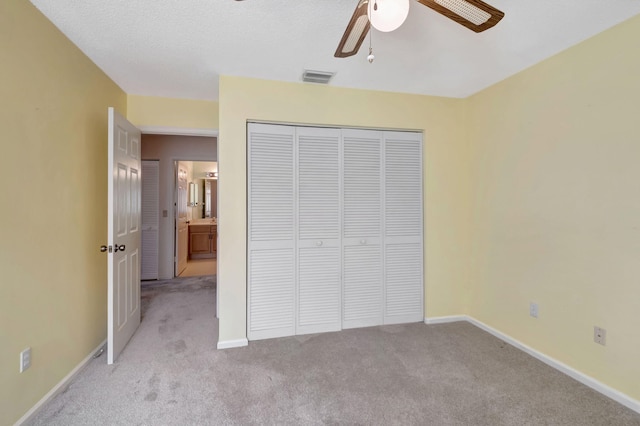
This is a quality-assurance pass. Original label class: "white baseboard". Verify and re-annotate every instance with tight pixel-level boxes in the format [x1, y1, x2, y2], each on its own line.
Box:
[15, 339, 107, 426]
[217, 338, 248, 350]
[464, 316, 640, 415]
[424, 315, 467, 325]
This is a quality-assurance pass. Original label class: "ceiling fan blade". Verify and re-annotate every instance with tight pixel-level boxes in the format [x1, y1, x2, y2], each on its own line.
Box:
[416, 0, 504, 33]
[335, 0, 370, 58]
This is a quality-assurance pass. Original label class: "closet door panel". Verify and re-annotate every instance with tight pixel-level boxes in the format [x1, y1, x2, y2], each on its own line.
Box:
[342, 129, 383, 328]
[296, 127, 342, 334]
[343, 244, 382, 328]
[342, 129, 382, 242]
[383, 131, 424, 324]
[248, 123, 296, 340]
[385, 243, 422, 324]
[297, 128, 341, 241]
[249, 248, 295, 339]
[297, 246, 341, 334]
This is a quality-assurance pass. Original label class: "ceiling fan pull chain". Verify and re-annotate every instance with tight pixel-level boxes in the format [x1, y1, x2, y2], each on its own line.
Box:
[367, 28, 375, 64]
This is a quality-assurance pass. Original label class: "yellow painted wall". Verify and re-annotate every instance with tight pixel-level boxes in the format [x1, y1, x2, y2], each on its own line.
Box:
[127, 95, 219, 130]
[217, 76, 472, 343]
[0, 1, 127, 424]
[6, 0, 639, 421]
[467, 14, 640, 401]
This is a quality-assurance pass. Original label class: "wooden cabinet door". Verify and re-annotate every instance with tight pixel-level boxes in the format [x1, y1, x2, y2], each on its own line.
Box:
[190, 231, 212, 254]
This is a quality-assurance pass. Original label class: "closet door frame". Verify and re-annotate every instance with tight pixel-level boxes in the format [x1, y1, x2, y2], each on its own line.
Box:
[247, 122, 424, 341]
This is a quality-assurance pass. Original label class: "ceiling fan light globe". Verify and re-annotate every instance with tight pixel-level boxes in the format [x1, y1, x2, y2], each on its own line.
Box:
[367, 0, 410, 32]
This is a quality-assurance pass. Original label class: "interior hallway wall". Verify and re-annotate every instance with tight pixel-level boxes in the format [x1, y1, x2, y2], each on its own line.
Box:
[0, 1, 127, 424]
[141, 135, 217, 279]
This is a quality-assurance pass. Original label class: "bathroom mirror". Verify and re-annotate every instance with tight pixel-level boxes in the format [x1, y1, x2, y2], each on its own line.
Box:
[204, 180, 212, 218]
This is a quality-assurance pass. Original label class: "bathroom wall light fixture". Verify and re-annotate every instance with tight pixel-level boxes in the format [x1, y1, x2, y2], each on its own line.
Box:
[367, 0, 410, 32]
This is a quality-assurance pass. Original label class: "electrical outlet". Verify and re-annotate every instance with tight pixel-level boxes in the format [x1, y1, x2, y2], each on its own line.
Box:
[20, 347, 31, 373]
[529, 302, 539, 318]
[594, 326, 606, 346]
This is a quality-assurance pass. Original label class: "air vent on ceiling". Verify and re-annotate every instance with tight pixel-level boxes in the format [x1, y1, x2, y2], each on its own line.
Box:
[302, 70, 335, 84]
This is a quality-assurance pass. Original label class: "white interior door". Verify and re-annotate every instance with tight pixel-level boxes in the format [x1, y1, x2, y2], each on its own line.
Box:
[108, 107, 142, 364]
[175, 163, 188, 276]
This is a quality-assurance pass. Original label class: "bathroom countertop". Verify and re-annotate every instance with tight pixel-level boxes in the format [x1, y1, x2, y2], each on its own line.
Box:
[189, 219, 217, 225]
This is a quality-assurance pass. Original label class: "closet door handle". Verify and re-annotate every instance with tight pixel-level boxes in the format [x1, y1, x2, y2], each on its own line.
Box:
[360, 239, 367, 245]
[316, 241, 323, 247]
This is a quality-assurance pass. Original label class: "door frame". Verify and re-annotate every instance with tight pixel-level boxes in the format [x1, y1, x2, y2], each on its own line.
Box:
[141, 126, 219, 317]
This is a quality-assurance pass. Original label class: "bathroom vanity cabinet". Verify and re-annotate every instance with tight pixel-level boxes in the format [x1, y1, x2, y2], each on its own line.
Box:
[188, 224, 217, 259]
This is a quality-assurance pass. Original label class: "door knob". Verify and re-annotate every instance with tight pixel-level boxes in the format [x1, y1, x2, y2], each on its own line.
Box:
[100, 245, 110, 253]
[316, 241, 323, 246]
[114, 244, 126, 252]
[360, 239, 367, 245]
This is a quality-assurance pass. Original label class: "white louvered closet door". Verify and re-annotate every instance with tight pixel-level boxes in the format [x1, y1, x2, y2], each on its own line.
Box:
[248, 124, 296, 340]
[383, 131, 424, 324]
[141, 160, 159, 280]
[342, 129, 383, 329]
[296, 127, 342, 335]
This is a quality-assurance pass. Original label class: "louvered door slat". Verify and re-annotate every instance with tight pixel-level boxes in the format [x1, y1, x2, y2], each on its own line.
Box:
[385, 135, 423, 238]
[297, 129, 340, 240]
[248, 124, 296, 340]
[296, 127, 342, 334]
[343, 130, 381, 239]
[249, 129, 295, 242]
[383, 131, 423, 324]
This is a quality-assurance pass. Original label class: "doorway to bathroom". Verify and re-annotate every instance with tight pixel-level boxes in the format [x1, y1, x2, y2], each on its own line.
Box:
[175, 160, 218, 278]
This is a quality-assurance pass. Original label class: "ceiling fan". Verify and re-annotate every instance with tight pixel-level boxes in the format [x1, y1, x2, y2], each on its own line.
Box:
[335, 0, 505, 58]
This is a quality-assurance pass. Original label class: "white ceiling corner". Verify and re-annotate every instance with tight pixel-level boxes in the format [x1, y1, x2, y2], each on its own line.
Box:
[29, 0, 640, 101]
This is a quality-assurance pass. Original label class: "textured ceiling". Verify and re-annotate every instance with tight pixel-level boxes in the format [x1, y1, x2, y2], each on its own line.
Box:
[30, 0, 640, 101]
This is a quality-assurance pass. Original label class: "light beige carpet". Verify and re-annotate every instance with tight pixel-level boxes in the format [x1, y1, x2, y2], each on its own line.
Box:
[26, 276, 640, 425]
[179, 258, 216, 277]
